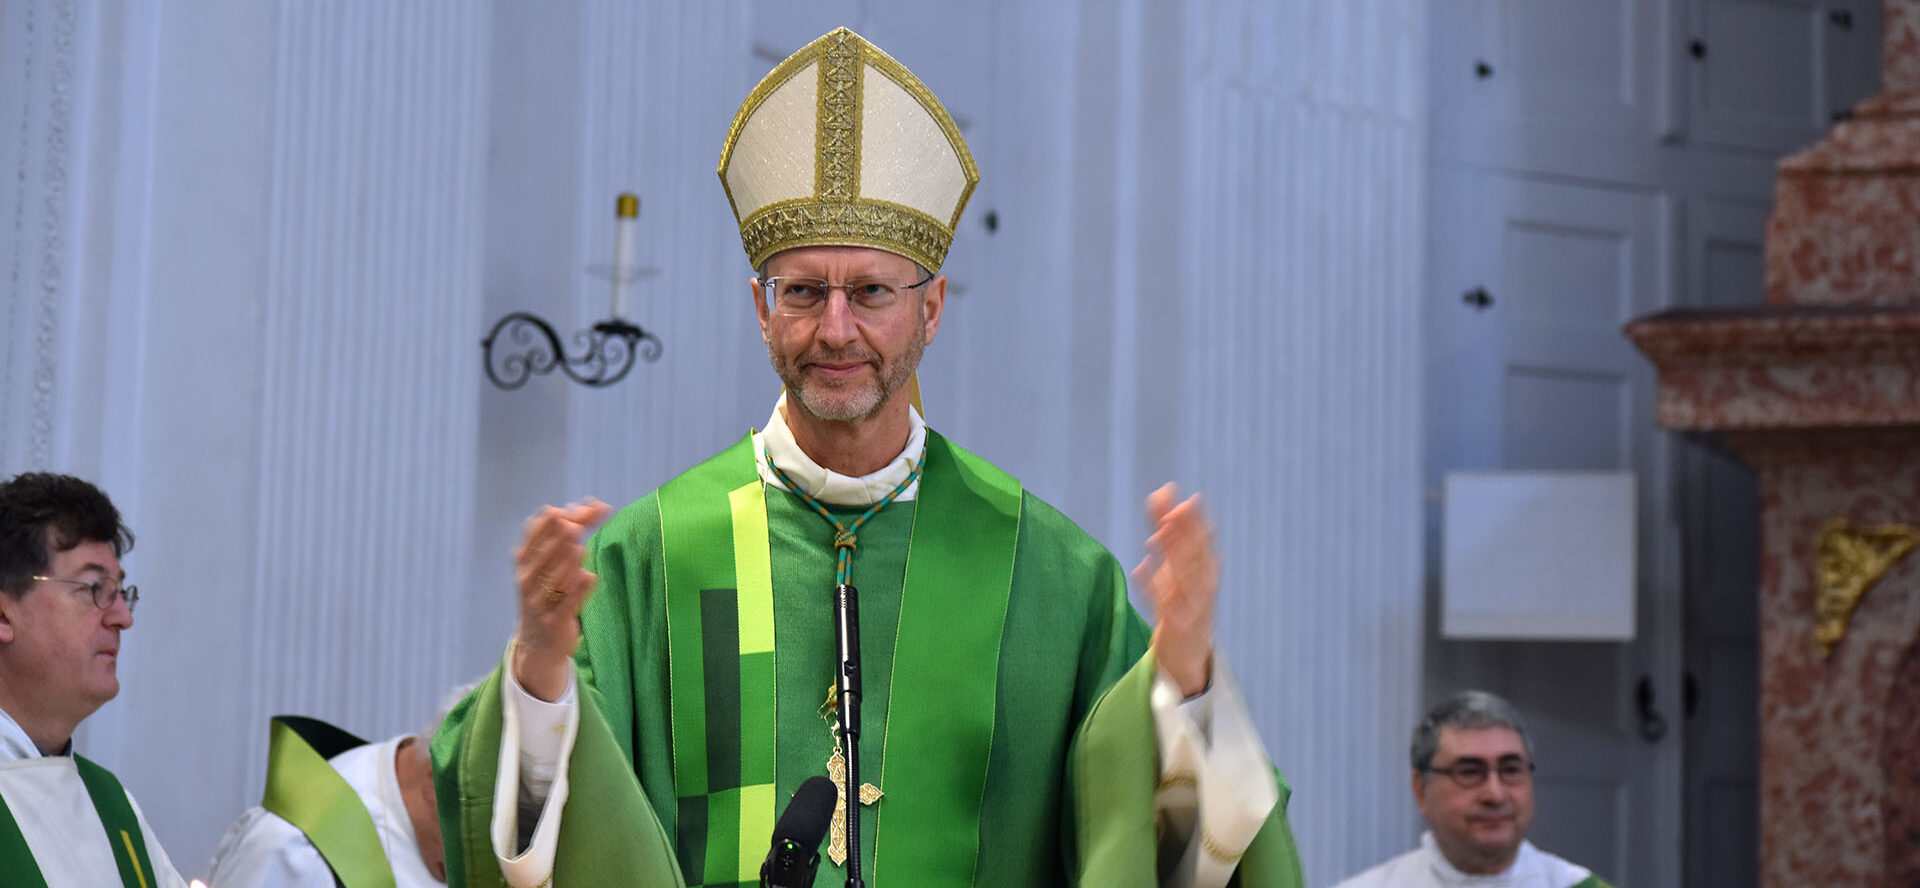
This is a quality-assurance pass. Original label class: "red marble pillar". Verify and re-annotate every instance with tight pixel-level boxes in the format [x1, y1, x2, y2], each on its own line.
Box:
[1765, 2, 1920, 307]
[1627, 309, 1920, 887]
[1627, 314, 1920, 888]
[1629, 6, 1920, 886]
[1758, 24, 1920, 885]
[1752, 443, 1920, 887]
[1887, 634, 1920, 886]
[1890, 0, 1920, 92]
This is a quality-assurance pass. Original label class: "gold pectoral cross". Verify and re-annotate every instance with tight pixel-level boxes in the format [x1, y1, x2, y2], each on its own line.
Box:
[821, 683, 882, 866]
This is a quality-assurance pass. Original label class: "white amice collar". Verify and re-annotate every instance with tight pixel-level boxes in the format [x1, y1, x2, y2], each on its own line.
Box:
[755, 393, 926, 506]
[379, 736, 420, 860]
[0, 705, 48, 761]
[1423, 831, 1519, 887]
[1420, 831, 1587, 888]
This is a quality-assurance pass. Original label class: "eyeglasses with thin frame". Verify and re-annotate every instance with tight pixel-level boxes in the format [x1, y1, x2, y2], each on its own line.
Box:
[1423, 755, 1534, 789]
[31, 575, 139, 613]
[759, 270, 936, 320]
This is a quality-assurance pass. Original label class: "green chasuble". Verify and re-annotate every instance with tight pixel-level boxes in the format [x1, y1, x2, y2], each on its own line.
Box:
[435, 431, 1304, 887]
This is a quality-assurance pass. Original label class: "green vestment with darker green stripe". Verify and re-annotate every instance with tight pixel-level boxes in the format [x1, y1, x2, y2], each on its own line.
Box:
[435, 430, 1304, 887]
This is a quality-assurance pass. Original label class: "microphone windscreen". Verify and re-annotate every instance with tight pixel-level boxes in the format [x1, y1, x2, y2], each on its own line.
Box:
[774, 776, 838, 850]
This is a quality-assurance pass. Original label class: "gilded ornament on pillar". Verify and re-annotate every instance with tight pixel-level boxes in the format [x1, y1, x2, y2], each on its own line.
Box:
[1812, 518, 1920, 659]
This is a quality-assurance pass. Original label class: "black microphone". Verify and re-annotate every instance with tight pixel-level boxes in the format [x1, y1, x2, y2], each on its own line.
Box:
[762, 776, 836, 888]
[834, 583, 861, 741]
[833, 582, 865, 887]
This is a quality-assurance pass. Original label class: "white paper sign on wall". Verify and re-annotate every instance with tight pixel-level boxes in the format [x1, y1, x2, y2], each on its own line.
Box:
[1442, 470, 1636, 641]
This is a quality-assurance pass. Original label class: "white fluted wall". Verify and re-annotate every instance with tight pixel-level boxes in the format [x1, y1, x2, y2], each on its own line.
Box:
[464, 2, 761, 675]
[246, 1, 489, 756]
[566, 2, 764, 504]
[0, 0, 79, 473]
[0, 0, 494, 871]
[1166, 3, 1428, 882]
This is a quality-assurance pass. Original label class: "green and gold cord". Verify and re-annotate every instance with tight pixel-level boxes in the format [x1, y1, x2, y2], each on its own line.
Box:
[765, 452, 924, 587]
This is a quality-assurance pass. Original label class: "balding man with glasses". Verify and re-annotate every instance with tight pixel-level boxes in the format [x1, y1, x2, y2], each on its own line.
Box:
[0, 472, 189, 887]
[1333, 690, 1611, 888]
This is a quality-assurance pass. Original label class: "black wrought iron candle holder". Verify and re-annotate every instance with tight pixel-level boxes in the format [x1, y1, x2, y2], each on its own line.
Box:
[481, 313, 661, 390]
[481, 192, 662, 390]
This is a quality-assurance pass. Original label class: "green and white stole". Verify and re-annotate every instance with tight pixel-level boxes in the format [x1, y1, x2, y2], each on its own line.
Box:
[657, 430, 1020, 887]
[0, 754, 159, 888]
[260, 716, 396, 888]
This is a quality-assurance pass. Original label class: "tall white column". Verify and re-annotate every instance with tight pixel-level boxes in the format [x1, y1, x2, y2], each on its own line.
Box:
[1154, 2, 1429, 881]
[243, 0, 490, 758]
[565, 1, 764, 504]
[76, 1, 493, 870]
[0, 0, 84, 473]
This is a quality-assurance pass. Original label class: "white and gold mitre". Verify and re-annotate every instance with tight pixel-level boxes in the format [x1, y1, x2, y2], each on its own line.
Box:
[718, 27, 979, 272]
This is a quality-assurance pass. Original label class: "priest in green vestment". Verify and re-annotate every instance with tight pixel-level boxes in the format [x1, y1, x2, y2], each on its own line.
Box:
[434, 26, 1305, 888]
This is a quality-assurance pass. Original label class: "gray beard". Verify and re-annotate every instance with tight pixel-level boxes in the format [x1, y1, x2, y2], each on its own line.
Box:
[770, 317, 926, 423]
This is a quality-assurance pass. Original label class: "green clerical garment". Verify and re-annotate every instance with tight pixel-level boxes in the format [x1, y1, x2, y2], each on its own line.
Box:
[435, 431, 1304, 887]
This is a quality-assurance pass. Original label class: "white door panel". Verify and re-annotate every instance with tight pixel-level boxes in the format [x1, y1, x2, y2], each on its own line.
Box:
[1690, 199, 1771, 308]
[1503, 368, 1631, 470]
[1532, 778, 1631, 880]
[1433, 0, 1670, 170]
[1493, 177, 1665, 472]
[1826, 1, 1882, 117]
[1507, 328, 1640, 372]
[1695, 0, 1822, 138]
[1428, 167, 1504, 474]
[1427, 170, 1671, 886]
[1685, 0, 1880, 152]
[1680, 196, 1768, 887]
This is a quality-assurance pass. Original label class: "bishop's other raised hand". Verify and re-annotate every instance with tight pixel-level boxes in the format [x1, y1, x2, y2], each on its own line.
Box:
[1136, 483, 1217, 698]
[511, 498, 611, 702]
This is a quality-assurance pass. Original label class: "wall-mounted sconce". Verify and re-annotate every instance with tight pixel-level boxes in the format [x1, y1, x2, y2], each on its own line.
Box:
[482, 193, 663, 389]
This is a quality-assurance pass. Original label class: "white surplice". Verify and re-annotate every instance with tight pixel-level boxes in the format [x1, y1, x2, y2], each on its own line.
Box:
[0, 706, 188, 888]
[1332, 832, 1596, 888]
[206, 734, 442, 888]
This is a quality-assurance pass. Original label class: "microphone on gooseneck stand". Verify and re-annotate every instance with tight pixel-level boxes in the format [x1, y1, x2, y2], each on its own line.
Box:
[833, 582, 865, 888]
[762, 776, 837, 888]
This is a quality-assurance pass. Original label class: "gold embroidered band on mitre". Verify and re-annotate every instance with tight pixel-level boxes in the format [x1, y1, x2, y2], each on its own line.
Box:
[737, 198, 957, 276]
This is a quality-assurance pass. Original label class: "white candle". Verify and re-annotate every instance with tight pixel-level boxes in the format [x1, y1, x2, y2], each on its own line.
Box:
[611, 193, 639, 319]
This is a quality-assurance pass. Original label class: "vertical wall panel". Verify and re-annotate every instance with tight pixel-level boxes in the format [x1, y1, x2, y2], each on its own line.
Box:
[0, 0, 78, 473]
[568, 2, 759, 505]
[1168, 2, 1427, 883]
[1, 0, 494, 872]
[245, 0, 489, 832]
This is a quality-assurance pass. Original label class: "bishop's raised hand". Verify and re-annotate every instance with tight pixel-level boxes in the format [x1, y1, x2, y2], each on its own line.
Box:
[511, 498, 611, 702]
[1136, 483, 1217, 698]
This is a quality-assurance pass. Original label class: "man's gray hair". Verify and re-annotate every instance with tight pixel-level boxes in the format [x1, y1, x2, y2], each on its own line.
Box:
[419, 677, 487, 746]
[1410, 689, 1534, 771]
